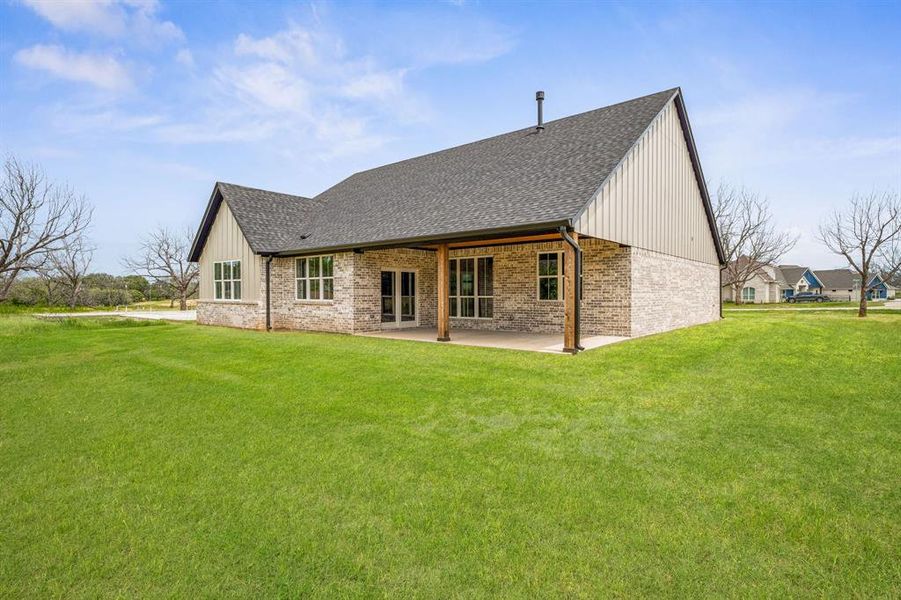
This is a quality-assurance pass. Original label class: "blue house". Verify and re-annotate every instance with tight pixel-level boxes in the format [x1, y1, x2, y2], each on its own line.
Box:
[777, 265, 823, 299]
[866, 275, 892, 300]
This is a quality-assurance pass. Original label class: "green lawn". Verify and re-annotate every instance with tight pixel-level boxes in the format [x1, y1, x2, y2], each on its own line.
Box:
[1, 311, 899, 597]
[725, 300, 885, 309]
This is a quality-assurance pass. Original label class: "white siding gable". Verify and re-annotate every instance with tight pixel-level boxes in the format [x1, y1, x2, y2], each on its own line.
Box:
[574, 98, 718, 265]
[198, 201, 260, 302]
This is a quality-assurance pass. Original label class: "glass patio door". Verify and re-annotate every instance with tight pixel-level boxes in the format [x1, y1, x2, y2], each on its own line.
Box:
[380, 270, 417, 328]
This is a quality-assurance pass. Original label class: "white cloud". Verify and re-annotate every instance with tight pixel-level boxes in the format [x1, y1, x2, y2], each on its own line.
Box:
[214, 63, 310, 113]
[175, 48, 194, 68]
[234, 28, 318, 65]
[14, 44, 132, 91]
[22, 0, 183, 45]
[341, 69, 407, 100]
[376, 13, 516, 67]
[171, 24, 424, 152]
[22, 0, 125, 36]
[19, 14, 508, 160]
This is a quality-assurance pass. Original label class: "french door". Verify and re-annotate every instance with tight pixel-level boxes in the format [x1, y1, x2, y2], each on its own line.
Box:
[381, 270, 417, 328]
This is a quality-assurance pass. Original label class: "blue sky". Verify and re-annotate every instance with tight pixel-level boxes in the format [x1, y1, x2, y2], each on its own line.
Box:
[2, 0, 899, 273]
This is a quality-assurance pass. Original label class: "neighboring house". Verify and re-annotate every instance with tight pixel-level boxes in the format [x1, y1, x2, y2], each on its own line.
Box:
[721, 260, 826, 303]
[777, 265, 823, 299]
[189, 88, 725, 352]
[721, 257, 787, 303]
[867, 274, 897, 300]
[814, 268, 897, 301]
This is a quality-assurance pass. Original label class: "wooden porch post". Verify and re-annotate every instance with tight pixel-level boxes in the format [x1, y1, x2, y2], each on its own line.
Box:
[437, 243, 450, 341]
[563, 231, 578, 353]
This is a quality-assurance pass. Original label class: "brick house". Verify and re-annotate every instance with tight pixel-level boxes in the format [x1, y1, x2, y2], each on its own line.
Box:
[189, 88, 725, 352]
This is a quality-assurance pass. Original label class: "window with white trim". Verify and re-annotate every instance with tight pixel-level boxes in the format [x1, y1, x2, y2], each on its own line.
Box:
[538, 252, 564, 300]
[213, 260, 241, 300]
[742, 287, 756, 302]
[449, 256, 493, 318]
[295, 255, 334, 300]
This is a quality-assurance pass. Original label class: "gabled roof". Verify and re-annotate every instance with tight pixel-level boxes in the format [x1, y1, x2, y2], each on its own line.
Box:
[813, 268, 861, 290]
[868, 274, 893, 289]
[189, 183, 314, 261]
[777, 265, 821, 289]
[727, 256, 778, 283]
[190, 88, 723, 262]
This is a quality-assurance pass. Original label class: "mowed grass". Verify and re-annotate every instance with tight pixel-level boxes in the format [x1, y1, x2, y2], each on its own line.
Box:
[724, 300, 886, 310]
[1, 311, 899, 597]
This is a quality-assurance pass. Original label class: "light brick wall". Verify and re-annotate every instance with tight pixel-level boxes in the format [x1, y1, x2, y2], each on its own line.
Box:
[448, 238, 631, 336]
[196, 240, 720, 339]
[352, 248, 437, 332]
[630, 247, 720, 337]
[268, 253, 357, 333]
[196, 254, 266, 329]
[197, 301, 265, 329]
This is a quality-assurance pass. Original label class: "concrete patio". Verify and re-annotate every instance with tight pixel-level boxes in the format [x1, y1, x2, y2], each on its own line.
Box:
[359, 327, 628, 354]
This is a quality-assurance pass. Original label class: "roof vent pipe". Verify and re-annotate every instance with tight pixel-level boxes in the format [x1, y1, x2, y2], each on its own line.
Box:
[536, 90, 545, 132]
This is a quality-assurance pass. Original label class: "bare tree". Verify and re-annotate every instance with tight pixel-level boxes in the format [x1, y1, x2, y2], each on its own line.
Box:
[0, 155, 92, 301]
[713, 182, 798, 303]
[122, 227, 198, 310]
[48, 234, 95, 309]
[819, 190, 901, 317]
[34, 259, 63, 306]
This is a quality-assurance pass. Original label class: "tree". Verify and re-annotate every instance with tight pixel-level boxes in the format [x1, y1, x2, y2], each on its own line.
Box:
[713, 182, 798, 303]
[0, 155, 92, 300]
[34, 261, 63, 305]
[48, 234, 95, 309]
[819, 190, 901, 317]
[122, 227, 198, 310]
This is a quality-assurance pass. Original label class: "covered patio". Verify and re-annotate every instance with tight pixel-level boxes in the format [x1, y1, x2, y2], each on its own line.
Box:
[359, 327, 628, 354]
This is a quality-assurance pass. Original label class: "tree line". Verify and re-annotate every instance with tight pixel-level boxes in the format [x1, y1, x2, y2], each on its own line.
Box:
[1, 155, 197, 310]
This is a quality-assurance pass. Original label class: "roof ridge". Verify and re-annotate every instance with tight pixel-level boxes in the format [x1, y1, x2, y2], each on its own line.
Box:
[218, 181, 312, 201]
[313, 87, 680, 200]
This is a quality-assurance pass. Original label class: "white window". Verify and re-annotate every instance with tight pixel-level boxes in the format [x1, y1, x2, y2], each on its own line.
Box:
[296, 255, 334, 300]
[742, 287, 756, 302]
[538, 252, 564, 300]
[449, 256, 493, 318]
[213, 260, 241, 300]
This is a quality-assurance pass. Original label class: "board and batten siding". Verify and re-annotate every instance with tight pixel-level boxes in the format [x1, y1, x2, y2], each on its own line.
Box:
[198, 201, 260, 302]
[574, 98, 718, 265]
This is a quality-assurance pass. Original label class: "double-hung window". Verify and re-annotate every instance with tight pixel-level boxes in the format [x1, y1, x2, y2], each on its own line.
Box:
[537, 252, 564, 300]
[449, 256, 493, 318]
[741, 287, 756, 302]
[213, 260, 241, 300]
[296, 255, 335, 300]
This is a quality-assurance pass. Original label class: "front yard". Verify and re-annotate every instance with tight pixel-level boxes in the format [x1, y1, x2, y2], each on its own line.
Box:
[725, 299, 886, 309]
[1, 310, 899, 597]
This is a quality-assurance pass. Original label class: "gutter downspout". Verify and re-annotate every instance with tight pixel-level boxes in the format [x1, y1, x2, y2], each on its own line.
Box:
[719, 267, 723, 319]
[559, 226, 584, 352]
[265, 255, 273, 331]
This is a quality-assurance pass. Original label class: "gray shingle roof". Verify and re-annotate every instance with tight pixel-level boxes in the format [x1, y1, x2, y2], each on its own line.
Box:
[217, 183, 315, 253]
[778, 266, 810, 288]
[191, 88, 714, 261]
[281, 88, 678, 252]
[814, 268, 861, 290]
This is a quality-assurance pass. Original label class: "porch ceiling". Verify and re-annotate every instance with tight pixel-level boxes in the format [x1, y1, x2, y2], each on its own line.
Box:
[357, 327, 628, 354]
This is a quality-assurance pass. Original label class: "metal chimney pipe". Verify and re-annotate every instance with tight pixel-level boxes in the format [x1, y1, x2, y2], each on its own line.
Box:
[536, 90, 545, 132]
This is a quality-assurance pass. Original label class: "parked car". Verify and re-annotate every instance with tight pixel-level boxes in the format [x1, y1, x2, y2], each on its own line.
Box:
[787, 292, 829, 303]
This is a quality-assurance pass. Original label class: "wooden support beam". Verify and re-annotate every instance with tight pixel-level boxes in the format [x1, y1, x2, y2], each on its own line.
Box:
[419, 232, 565, 251]
[437, 243, 450, 341]
[563, 231, 578, 353]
